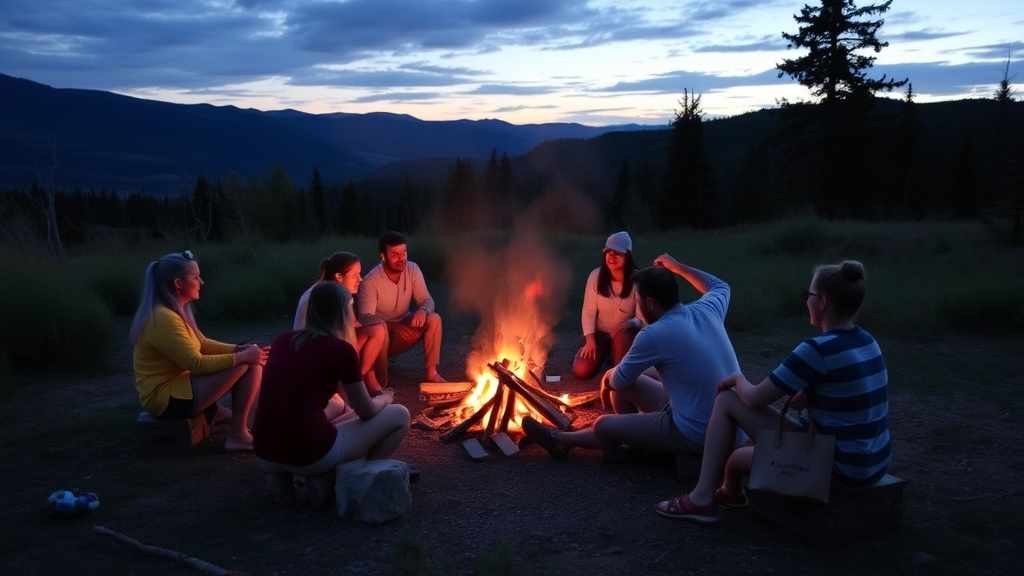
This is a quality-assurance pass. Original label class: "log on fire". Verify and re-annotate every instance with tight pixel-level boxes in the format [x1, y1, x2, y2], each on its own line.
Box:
[489, 362, 574, 431]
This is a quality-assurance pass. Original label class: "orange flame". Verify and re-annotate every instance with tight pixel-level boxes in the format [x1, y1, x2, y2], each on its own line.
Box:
[446, 232, 572, 431]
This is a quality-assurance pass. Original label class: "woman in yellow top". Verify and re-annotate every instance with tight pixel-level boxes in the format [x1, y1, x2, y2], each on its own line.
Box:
[130, 250, 266, 451]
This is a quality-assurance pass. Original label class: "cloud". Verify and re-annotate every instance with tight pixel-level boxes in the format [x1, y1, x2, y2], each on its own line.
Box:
[600, 68, 787, 94]
[886, 28, 970, 43]
[350, 91, 446, 103]
[470, 84, 556, 96]
[693, 35, 788, 53]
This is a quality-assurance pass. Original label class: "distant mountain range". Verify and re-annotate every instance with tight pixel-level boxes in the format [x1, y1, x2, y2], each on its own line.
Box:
[1, 72, 1013, 210]
[0, 73, 657, 195]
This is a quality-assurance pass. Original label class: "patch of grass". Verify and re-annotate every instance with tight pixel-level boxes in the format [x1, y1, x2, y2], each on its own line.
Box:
[2, 219, 1023, 376]
[384, 530, 443, 576]
[939, 287, 1024, 334]
[0, 256, 115, 374]
[472, 537, 551, 576]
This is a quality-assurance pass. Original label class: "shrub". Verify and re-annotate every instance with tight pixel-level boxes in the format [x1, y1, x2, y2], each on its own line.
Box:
[940, 288, 1024, 334]
[757, 220, 832, 256]
[90, 266, 142, 317]
[2, 271, 115, 374]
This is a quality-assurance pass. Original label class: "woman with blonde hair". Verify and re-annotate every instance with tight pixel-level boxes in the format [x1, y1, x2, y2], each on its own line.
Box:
[255, 282, 411, 507]
[130, 250, 266, 452]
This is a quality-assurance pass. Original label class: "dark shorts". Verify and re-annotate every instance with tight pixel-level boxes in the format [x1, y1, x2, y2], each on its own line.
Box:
[155, 396, 194, 420]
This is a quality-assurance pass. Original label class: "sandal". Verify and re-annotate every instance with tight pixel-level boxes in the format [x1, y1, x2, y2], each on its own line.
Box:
[713, 486, 748, 508]
[655, 493, 719, 524]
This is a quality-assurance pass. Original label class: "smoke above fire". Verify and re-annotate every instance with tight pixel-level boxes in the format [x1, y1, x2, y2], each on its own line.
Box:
[445, 225, 573, 381]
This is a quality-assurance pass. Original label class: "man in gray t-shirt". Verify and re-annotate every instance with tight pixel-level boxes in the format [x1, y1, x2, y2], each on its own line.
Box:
[522, 256, 741, 459]
[355, 231, 446, 383]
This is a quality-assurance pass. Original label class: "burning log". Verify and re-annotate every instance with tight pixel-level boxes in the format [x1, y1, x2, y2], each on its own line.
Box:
[489, 362, 573, 430]
[438, 359, 575, 446]
[439, 394, 499, 443]
[482, 381, 506, 441]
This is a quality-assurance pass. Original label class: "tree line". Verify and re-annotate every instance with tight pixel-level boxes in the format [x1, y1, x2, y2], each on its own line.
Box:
[1, 1, 1021, 251]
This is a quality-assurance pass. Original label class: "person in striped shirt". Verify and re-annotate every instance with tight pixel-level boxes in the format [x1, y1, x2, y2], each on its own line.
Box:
[655, 260, 890, 524]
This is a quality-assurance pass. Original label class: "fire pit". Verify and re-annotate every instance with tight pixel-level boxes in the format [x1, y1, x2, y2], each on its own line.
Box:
[438, 359, 575, 443]
[423, 230, 593, 457]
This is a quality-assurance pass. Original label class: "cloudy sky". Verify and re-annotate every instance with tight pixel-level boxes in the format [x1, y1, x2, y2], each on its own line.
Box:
[1, 0, 1020, 125]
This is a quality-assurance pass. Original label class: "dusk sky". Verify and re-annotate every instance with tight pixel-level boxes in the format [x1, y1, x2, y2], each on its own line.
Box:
[2, 0, 1020, 125]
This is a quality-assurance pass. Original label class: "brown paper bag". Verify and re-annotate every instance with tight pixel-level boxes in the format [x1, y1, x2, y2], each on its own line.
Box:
[748, 396, 836, 503]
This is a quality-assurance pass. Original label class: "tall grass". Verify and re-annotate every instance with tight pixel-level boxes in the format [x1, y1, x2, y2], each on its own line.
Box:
[1, 219, 1021, 377]
[0, 250, 115, 374]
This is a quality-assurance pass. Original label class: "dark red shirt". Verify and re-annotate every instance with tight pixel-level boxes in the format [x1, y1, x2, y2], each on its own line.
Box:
[253, 331, 361, 466]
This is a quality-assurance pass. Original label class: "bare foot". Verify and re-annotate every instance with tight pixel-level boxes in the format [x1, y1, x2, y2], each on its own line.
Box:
[427, 373, 447, 383]
[225, 432, 254, 452]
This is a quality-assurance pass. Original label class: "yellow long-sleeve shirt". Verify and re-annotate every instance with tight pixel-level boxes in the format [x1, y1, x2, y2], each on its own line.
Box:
[132, 305, 235, 416]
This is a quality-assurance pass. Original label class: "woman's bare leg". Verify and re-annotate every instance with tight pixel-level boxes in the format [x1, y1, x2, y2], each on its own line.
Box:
[688, 391, 778, 506]
[192, 364, 261, 441]
[336, 404, 411, 461]
[356, 323, 387, 394]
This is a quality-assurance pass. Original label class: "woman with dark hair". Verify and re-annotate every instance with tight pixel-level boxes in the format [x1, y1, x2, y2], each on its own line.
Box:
[572, 231, 643, 380]
[294, 251, 388, 397]
[654, 260, 891, 524]
[130, 250, 266, 452]
[255, 282, 410, 508]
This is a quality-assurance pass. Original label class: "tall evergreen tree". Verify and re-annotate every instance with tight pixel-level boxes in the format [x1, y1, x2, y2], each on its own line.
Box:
[775, 0, 907, 219]
[660, 90, 715, 229]
[309, 167, 328, 234]
[396, 174, 421, 233]
[607, 159, 631, 231]
[337, 179, 359, 235]
[777, 0, 907, 104]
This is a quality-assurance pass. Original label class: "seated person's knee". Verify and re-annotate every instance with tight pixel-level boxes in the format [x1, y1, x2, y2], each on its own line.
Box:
[592, 415, 620, 444]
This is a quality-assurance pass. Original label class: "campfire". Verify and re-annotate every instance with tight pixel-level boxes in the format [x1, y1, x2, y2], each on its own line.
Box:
[416, 232, 584, 455]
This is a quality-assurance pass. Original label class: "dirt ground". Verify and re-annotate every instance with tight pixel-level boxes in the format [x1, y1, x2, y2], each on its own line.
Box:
[2, 313, 1022, 575]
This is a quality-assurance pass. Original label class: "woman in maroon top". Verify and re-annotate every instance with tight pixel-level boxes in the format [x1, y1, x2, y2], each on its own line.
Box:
[253, 282, 410, 507]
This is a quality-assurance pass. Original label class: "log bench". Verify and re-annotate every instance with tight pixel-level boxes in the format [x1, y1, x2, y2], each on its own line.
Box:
[136, 411, 210, 456]
[748, 473, 908, 544]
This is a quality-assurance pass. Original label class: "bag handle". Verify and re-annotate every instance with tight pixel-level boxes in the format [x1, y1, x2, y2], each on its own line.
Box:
[773, 394, 818, 448]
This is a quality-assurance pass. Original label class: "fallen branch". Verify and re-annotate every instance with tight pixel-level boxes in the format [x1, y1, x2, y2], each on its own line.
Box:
[93, 525, 242, 576]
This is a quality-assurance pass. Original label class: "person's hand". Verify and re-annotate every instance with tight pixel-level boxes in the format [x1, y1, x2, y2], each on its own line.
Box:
[411, 309, 427, 328]
[716, 373, 744, 394]
[653, 253, 682, 271]
[236, 344, 266, 366]
[789, 390, 807, 411]
[578, 340, 597, 360]
[599, 369, 615, 410]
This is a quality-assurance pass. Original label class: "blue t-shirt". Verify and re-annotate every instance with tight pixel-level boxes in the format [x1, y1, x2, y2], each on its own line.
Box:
[769, 326, 891, 487]
[612, 273, 740, 447]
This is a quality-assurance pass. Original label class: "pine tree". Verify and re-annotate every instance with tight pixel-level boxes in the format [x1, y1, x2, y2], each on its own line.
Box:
[309, 167, 328, 234]
[777, 0, 907, 104]
[661, 90, 715, 229]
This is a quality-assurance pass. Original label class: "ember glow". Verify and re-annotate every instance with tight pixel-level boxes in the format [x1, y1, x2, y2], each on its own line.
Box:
[445, 232, 572, 430]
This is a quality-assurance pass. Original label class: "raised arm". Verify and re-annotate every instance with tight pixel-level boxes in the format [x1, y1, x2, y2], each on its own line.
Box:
[652, 253, 719, 295]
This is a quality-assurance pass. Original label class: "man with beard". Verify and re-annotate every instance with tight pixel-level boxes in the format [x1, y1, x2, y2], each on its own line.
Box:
[356, 231, 446, 383]
[522, 254, 742, 461]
